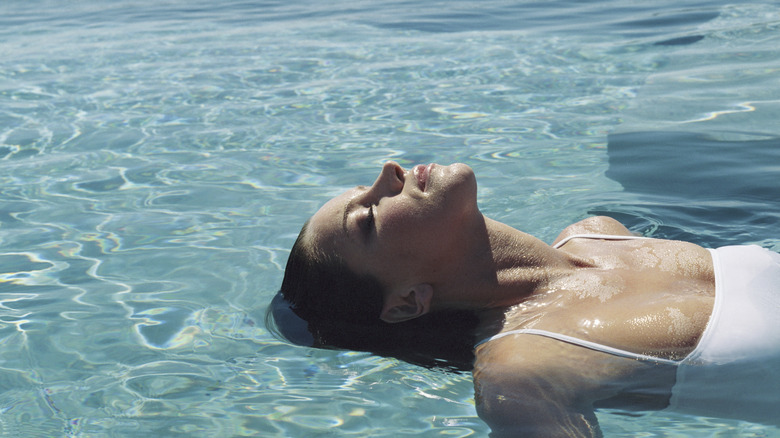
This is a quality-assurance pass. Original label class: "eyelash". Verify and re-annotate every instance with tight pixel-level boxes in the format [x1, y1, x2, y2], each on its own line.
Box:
[365, 205, 375, 232]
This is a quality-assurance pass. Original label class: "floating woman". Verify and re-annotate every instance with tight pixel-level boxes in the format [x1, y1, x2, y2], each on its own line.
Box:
[269, 161, 780, 437]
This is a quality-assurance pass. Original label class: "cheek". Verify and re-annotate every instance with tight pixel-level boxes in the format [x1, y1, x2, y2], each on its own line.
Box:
[379, 200, 426, 230]
[378, 192, 468, 249]
[383, 210, 454, 259]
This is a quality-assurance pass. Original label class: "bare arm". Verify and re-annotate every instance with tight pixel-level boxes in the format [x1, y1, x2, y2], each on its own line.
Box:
[475, 365, 602, 438]
[552, 216, 634, 247]
[471, 334, 641, 438]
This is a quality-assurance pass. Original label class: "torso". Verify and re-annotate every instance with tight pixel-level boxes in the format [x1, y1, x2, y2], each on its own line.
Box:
[474, 230, 716, 412]
[505, 236, 715, 360]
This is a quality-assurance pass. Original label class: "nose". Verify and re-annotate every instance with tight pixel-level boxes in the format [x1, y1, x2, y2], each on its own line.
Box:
[368, 161, 405, 199]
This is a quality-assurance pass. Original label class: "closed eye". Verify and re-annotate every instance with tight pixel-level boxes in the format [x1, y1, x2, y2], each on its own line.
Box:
[363, 204, 375, 234]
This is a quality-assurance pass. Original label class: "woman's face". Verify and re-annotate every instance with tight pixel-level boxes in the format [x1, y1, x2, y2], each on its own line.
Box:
[306, 161, 479, 290]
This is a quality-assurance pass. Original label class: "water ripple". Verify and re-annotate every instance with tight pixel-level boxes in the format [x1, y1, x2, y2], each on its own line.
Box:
[1, 0, 779, 436]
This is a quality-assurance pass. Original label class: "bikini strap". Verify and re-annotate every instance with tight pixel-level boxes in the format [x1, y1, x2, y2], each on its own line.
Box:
[552, 233, 650, 249]
[475, 328, 681, 366]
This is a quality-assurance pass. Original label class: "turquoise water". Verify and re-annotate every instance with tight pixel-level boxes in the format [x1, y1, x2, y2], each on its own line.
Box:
[2, 0, 780, 436]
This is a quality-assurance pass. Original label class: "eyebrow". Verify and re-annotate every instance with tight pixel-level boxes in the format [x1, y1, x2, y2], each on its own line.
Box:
[342, 197, 356, 236]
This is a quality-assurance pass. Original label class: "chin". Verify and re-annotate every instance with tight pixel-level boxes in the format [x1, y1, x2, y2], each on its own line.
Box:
[436, 163, 478, 209]
[441, 163, 475, 183]
[452, 163, 477, 191]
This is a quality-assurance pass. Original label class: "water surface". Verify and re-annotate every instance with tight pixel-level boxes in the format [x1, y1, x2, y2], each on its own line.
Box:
[1, 0, 780, 436]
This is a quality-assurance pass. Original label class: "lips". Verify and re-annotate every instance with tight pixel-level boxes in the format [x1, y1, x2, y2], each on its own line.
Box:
[413, 163, 434, 192]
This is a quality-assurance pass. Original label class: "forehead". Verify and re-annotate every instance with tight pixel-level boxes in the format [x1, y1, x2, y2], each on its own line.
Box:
[306, 187, 359, 250]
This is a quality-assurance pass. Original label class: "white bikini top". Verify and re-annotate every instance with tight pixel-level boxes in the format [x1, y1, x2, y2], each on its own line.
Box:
[476, 233, 682, 365]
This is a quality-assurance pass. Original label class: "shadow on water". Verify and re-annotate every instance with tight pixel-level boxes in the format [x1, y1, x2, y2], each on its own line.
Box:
[592, 131, 780, 248]
[366, 0, 717, 38]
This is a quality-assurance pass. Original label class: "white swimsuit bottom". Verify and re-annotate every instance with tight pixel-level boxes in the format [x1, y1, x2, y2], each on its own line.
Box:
[669, 245, 780, 425]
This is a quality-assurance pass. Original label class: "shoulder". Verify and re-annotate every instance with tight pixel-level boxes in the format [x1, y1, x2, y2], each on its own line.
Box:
[552, 216, 633, 247]
[473, 337, 611, 437]
[473, 334, 614, 395]
[472, 330, 652, 408]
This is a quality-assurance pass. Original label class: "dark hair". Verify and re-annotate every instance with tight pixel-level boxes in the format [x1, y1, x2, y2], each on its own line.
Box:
[269, 221, 479, 372]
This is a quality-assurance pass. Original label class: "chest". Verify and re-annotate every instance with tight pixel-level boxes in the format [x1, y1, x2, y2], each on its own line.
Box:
[507, 242, 716, 359]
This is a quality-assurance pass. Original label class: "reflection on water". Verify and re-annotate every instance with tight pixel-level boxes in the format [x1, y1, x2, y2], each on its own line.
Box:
[595, 131, 780, 249]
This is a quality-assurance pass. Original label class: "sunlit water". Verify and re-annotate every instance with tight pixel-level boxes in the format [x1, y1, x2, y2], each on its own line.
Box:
[1, 0, 779, 436]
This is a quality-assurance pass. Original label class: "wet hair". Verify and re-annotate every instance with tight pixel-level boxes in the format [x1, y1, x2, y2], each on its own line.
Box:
[268, 221, 479, 372]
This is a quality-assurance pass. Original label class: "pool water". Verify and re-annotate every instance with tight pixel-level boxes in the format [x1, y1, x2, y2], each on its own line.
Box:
[2, 0, 779, 436]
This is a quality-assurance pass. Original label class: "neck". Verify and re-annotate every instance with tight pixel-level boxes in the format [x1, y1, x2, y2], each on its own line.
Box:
[435, 216, 583, 312]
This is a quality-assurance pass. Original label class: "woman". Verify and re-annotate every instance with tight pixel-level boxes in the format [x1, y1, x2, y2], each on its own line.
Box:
[270, 161, 780, 437]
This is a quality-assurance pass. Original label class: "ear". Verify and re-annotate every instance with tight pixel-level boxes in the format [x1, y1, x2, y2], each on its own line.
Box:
[379, 284, 433, 323]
